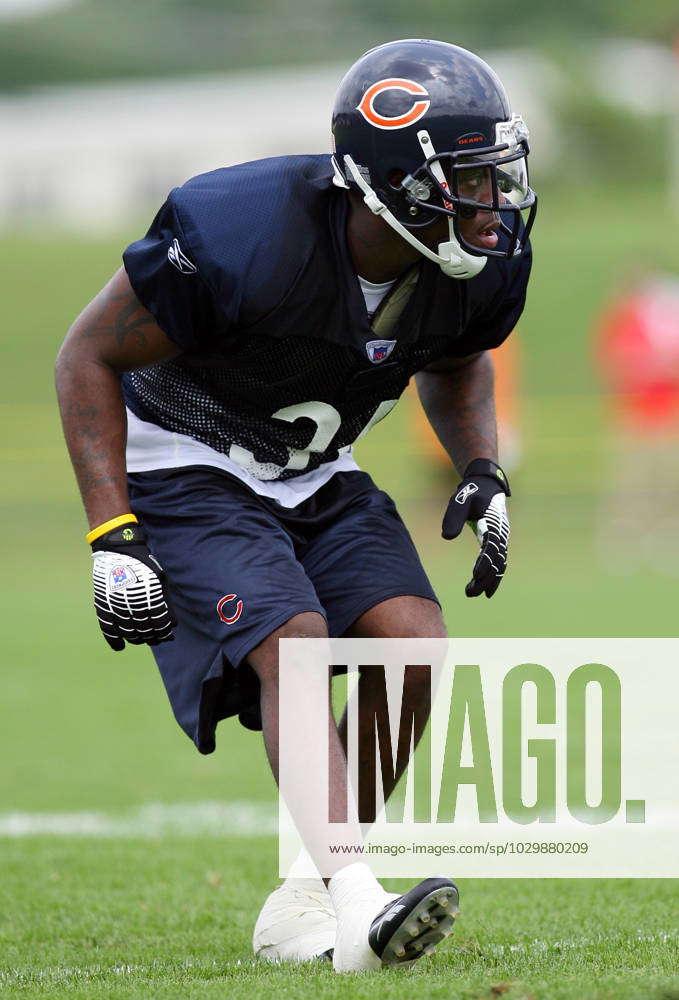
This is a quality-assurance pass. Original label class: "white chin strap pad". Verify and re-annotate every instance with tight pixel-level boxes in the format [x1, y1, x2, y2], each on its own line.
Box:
[438, 226, 487, 279]
[342, 154, 487, 280]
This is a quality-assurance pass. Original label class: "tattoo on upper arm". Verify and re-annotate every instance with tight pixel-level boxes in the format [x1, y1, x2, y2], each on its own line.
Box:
[81, 291, 155, 352]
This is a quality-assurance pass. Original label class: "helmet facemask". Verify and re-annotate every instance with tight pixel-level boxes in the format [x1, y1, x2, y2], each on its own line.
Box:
[400, 119, 537, 260]
[335, 113, 536, 280]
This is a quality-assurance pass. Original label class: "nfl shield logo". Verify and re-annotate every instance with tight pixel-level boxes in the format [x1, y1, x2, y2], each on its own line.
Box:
[366, 339, 397, 364]
[109, 563, 137, 590]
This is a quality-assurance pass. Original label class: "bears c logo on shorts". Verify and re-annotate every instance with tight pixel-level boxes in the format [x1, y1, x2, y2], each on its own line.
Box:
[217, 593, 244, 624]
[357, 78, 430, 130]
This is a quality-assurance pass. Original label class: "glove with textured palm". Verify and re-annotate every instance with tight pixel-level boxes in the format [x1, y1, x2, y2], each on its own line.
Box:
[89, 517, 176, 651]
[442, 459, 511, 599]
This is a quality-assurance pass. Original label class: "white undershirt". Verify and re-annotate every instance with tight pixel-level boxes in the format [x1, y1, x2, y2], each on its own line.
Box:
[125, 278, 395, 506]
[358, 275, 396, 318]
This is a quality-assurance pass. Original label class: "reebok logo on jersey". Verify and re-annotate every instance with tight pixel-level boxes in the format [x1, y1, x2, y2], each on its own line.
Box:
[168, 238, 198, 275]
[366, 339, 397, 364]
[455, 482, 479, 504]
[217, 593, 244, 625]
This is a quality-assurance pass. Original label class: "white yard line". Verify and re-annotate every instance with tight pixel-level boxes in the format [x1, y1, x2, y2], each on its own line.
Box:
[0, 801, 277, 837]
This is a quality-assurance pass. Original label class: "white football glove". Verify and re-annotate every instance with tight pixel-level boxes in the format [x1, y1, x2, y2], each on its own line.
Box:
[90, 522, 176, 651]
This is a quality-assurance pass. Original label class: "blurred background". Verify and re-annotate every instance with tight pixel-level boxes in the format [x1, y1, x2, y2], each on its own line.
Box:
[2, 0, 679, 824]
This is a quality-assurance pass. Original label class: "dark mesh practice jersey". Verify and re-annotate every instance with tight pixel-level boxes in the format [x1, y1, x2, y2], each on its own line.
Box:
[122, 155, 531, 482]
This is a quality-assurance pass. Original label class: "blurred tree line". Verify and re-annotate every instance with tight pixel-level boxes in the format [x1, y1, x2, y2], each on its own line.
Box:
[1, 0, 677, 91]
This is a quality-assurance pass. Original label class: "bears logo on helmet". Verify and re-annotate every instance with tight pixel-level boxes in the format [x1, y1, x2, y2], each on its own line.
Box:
[357, 78, 430, 130]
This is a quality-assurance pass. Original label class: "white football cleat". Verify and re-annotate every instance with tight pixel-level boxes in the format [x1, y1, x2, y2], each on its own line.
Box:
[331, 883, 392, 972]
[253, 877, 336, 963]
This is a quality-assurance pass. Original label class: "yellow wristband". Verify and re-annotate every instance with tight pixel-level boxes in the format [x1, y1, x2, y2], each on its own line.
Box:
[86, 513, 138, 545]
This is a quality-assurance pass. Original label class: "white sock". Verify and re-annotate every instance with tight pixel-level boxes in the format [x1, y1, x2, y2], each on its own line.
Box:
[328, 862, 386, 915]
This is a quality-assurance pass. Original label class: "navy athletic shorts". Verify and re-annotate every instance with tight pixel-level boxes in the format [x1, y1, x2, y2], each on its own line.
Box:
[128, 467, 438, 753]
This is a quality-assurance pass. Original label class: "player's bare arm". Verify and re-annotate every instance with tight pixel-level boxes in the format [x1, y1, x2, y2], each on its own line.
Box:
[416, 352, 511, 599]
[415, 351, 497, 473]
[55, 267, 181, 529]
[56, 268, 181, 652]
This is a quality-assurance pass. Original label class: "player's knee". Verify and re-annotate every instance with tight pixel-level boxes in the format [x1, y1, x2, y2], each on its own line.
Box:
[276, 611, 329, 641]
[400, 597, 448, 639]
[411, 609, 448, 639]
[247, 612, 328, 688]
[351, 596, 448, 639]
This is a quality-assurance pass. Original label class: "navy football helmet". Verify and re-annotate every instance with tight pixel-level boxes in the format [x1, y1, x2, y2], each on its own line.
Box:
[331, 39, 537, 279]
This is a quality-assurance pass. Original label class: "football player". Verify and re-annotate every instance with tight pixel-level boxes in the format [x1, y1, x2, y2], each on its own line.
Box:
[55, 39, 535, 971]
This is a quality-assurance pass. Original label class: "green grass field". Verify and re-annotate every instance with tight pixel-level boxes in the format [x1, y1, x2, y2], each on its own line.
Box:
[1, 184, 678, 998]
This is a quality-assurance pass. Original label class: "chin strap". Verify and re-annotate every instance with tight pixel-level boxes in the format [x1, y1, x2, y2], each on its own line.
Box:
[340, 153, 487, 280]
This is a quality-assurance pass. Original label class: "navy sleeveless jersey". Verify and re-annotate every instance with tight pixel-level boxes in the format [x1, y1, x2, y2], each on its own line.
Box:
[122, 154, 531, 482]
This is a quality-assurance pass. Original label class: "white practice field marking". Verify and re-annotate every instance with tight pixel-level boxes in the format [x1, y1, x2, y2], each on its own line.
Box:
[0, 801, 277, 838]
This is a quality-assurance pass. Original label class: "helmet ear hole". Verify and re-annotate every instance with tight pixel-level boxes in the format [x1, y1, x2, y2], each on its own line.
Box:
[387, 168, 406, 189]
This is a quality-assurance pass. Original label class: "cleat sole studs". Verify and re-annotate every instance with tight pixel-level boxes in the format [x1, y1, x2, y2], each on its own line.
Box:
[424, 944, 436, 956]
[419, 912, 431, 923]
[395, 946, 405, 958]
[406, 922, 420, 936]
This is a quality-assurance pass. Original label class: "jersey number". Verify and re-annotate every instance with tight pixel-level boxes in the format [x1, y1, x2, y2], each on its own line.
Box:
[228, 399, 398, 479]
